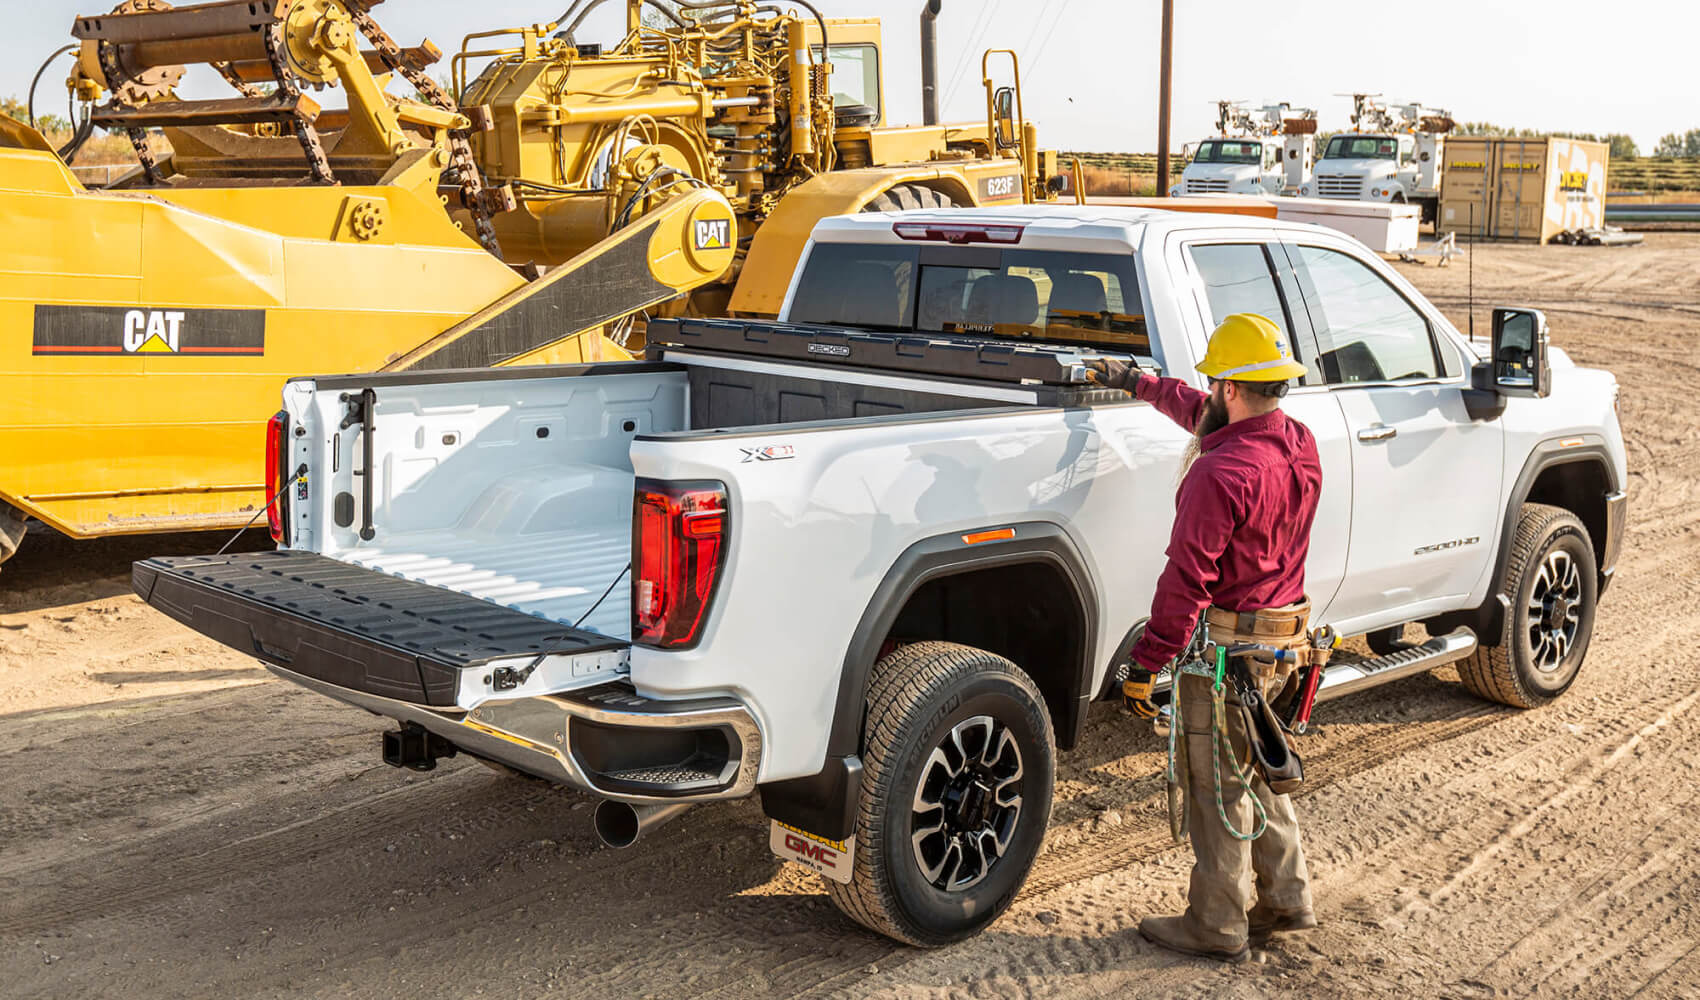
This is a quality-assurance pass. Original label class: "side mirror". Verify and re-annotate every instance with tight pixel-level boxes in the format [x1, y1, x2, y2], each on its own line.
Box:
[1491, 306, 1551, 398]
[992, 87, 1017, 149]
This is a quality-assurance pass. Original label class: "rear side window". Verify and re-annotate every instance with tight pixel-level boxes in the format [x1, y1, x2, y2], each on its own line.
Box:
[1290, 245, 1440, 384]
[1186, 242, 1314, 384]
[787, 242, 918, 330]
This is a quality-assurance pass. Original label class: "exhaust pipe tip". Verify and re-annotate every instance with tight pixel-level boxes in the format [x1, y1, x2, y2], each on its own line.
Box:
[593, 799, 693, 849]
[594, 799, 643, 849]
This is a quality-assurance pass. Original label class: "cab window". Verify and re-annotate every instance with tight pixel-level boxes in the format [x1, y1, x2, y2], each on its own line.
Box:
[1186, 242, 1314, 384]
[787, 243, 1151, 356]
[816, 44, 880, 123]
[1290, 245, 1442, 383]
[914, 251, 1148, 353]
[788, 242, 916, 329]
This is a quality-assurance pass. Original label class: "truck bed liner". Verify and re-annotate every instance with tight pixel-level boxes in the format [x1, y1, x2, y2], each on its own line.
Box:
[133, 551, 625, 706]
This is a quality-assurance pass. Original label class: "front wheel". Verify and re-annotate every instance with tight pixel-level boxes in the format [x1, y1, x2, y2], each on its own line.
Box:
[825, 641, 1055, 946]
[1457, 503, 1598, 708]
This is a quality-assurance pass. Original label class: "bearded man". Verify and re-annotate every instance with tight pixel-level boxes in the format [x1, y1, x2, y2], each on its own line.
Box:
[1089, 312, 1322, 963]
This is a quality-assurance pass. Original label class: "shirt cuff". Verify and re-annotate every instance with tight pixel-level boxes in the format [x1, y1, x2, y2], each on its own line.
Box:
[1129, 638, 1167, 673]
[1130, 372, 1155, 400]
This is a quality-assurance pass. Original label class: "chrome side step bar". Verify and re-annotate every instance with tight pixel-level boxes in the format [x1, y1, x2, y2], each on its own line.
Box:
[1314, 628, 1479, 703]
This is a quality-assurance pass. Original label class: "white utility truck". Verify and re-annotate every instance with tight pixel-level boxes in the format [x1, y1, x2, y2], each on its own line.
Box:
[136, 205, 1626, 947]
[1299, 94, 1456, 223]
[1172, 102, 1316, 196]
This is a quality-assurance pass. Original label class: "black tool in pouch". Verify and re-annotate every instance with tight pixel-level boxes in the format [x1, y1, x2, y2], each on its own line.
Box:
[1228, 657, 1304, 795]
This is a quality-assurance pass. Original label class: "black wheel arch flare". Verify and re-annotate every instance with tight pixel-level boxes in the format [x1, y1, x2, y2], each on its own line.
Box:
[759, 522, 1098, 841]
[1427, 436, 1621, 641]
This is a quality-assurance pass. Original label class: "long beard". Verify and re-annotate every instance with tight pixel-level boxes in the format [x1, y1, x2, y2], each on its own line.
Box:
[1178, 394, 1231, 483]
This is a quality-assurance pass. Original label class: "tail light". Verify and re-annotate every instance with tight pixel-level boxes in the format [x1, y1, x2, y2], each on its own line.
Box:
[893, 222, 1024, 244]
[265, 410, 289, 545]
[633, 479, 729, 648]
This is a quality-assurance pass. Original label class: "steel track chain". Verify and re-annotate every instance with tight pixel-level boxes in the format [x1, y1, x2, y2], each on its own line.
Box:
[346, 1, 502, 253]
[94, 36, 164, 184]
[263, 19, 336, 184]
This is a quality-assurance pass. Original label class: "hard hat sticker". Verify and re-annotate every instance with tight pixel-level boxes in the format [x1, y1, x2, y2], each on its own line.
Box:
[694, 218, 732, 251]
[32, 305, 265, 357]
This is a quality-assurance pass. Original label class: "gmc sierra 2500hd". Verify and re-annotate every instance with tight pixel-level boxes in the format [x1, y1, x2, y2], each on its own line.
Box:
[134, 205, 1626, 946]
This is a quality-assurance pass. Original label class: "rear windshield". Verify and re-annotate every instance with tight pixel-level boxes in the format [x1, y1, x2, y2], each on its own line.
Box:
[1323, 136, 1397, 160]
[1194, 139, 1262, 164]
[787, 242, 1150, 353]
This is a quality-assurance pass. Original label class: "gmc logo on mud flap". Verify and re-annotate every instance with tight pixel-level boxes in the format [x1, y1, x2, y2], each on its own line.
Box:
[31, 305, 266, 357]
[784, 833, 839, 869]
[980, 175, 1019, 201]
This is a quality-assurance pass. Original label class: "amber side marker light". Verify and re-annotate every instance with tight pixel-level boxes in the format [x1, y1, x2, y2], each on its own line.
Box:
[962, 527, 1017, 545]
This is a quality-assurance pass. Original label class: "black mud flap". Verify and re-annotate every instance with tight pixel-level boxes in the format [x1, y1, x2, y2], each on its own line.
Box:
[133, 551, 626, 706]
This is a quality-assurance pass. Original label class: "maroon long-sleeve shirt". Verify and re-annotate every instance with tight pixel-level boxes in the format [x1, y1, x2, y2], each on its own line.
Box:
[1127, 373, 1322, 672]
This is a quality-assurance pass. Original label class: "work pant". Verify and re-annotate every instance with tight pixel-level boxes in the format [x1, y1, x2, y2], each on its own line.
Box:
[1178, 666, 1312, 943]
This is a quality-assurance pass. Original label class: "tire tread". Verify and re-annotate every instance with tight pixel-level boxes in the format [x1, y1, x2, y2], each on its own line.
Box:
[823, 641, 1051, 946]
[1456, 502, 1590, 708]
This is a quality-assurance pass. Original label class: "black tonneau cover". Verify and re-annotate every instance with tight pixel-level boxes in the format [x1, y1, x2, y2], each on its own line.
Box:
[646, 317, 1146, 386]
[133, 552, 624, 706]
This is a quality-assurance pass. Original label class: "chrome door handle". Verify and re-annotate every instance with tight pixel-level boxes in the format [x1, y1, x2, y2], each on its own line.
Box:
[1357, 425, 1397, 442]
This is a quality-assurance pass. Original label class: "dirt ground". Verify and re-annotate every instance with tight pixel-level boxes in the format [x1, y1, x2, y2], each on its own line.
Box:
[3, 235, 1698, 999]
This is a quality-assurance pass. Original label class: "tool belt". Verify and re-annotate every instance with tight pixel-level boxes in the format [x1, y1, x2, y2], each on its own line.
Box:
[1207, 598, 1318, 679]
[1206, 598, 1311, 643]
[1210, 598, 1313, 797]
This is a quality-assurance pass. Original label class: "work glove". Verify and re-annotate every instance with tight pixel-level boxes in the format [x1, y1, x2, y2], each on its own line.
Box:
[1084, 358, 1139, 392]
[1122, 670, 1160, 719]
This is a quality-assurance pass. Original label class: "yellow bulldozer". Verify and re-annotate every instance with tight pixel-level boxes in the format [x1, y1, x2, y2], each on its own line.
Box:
[1, 0, 1061, 567]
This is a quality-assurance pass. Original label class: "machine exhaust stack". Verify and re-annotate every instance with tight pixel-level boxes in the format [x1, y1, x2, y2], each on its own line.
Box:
[593, 800, 694, 848]
[920, 0, 942, 126]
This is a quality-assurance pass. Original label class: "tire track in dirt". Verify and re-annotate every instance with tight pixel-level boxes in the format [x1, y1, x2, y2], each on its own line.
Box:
[681, 697, 1519, 1000]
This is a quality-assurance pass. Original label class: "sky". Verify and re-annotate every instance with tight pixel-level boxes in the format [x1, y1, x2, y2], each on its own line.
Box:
[7, 0, 1698, 154]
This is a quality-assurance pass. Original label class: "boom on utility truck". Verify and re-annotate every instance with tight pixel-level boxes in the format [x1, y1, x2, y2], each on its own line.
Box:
[1170, 101, 1316, 196]
[1296, 94, 1455, 223]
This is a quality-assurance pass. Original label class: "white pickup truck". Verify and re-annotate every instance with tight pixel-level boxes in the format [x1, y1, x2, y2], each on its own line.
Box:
[135, 205, 1627, 946]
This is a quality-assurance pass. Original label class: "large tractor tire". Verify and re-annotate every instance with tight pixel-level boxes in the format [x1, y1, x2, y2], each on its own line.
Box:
[861, 184, 961, 213]
[824, 641, 1054, 946]
[0, 503, 26, 568]
[1457, 503, 1598, 708]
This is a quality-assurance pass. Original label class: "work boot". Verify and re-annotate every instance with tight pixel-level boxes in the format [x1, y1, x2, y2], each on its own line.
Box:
[1247, 900, 1317, 939]
[1138, 914, 1250, 964]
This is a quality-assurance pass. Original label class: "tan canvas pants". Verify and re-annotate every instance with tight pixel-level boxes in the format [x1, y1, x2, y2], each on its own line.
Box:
[1177, 665, 1313, 941]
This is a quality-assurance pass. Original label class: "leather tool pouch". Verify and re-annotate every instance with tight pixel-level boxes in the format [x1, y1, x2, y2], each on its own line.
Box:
[1230, 659, 1304, 795]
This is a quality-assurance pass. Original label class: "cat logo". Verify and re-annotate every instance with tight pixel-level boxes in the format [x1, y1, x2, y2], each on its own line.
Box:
[123, 310, 186, 353]
[694, 218, 732, 251]
[31, 305, 266, 357]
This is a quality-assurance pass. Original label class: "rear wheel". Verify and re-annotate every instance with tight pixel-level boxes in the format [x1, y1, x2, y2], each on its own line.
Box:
[861, 184, 960, 214]
[1457, 503, 1598, 708]
[824, 641, 1054, 946]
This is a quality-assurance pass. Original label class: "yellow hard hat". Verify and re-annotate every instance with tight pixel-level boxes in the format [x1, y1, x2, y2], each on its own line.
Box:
[1195, 313, 1307, 382]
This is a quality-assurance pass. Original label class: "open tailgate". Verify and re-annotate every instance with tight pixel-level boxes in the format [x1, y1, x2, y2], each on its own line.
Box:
[133, 551, 627, 707]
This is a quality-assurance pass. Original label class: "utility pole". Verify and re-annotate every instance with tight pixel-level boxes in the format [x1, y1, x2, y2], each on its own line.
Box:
[1156, 0, 1174, 197]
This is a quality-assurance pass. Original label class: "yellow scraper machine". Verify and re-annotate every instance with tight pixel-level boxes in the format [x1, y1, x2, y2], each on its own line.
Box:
[1, 0, 1059, 565]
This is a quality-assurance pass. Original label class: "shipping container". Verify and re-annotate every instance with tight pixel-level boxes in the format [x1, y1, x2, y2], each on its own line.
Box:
[1438, 137, 1609, 243]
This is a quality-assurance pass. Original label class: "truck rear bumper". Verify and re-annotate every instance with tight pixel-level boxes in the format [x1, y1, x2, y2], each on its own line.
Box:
[274, 665, 763, 803]
[133, 551, 760, 803]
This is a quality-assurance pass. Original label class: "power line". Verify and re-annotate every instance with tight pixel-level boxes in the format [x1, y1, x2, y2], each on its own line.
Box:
[941, 0, 1002, 110]
[1023, 0, 1074, 86]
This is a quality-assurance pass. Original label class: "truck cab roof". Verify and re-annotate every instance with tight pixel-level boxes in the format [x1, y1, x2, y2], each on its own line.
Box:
[809, 204, 1299, 253]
